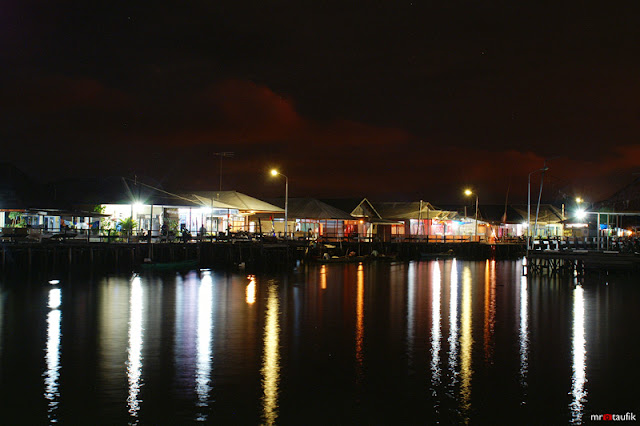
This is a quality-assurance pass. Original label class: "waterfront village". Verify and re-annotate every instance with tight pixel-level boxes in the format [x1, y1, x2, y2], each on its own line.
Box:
[1, 163, 639, 247]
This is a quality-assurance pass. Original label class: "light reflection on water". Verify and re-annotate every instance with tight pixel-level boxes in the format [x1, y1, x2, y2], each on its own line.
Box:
[430, 262, 442, 388]
[448, 259, 460, 390]
[261, 281, 280, 425]
[459, 266, 474, 417]
[519, 275, 529, 389]
[44, 287, 62, 423]
[483, 260, 496, 364]
[355, 263, 365, 377]
[3, 259, 632, 424]
[127, 276, 144, 420]
[407, 262, 416, 368]
[195, 271, 214, 421]
[570, 284, 587, 424]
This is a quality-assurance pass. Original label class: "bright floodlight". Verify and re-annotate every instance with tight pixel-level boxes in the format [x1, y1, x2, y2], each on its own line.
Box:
[464, 189, 473, 196]
[576, 208, 587, 220]
[270, 169, 278, 176]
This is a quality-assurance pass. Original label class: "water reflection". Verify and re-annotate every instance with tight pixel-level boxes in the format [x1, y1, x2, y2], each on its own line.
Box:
[320, 265, 327, 290]
[195, 271, 214, 420]
[261, 282, 280, 425]
[459, 266, 474, 415]
[44, 287, 62, 422]
[127, 276, 144, 420]
[483, 260, 496, 364]
[407, 262, 416, 366]
[430, 262, 442, 387]
[519, 275, 529, 388]
[448, 259, 459, 388]
[356, 263, 365, 374]
[569, 284, 587, 424]
[246, 275, 256, 304]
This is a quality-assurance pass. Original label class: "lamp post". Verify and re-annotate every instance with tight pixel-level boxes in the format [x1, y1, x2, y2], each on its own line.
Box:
[527, 165, 549, 250]
[464, 189, 478, 241]
[270, 169, 288, 239]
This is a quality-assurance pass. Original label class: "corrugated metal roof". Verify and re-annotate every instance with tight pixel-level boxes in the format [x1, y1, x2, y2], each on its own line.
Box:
[191, 191, 283, 212]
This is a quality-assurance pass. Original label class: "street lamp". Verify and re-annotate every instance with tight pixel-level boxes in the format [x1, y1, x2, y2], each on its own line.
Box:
[527, 165, 549, 250]
[270, 169, 288, 239]
[464, 189, 478, 241]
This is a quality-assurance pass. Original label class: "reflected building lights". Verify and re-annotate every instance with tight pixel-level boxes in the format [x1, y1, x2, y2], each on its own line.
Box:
[459, 266, 473, 414]
[519, 275, 529, 388]
[448, 259, 459, 388]
[195, 272, 214, 420]
[356, 263, 365, 373]
[569, 285, 587, 424]
[246, 275, 256, 304]
[407, 262, 416, 365]
[320, 265, 327, 290]
[261, 283, 280, 425]
[44, 288, 62, 423]
[49, 288, 61, 309]
[127, 276, 144, 420]
[483, 260, 496, 363]
[430, 262, 442, 386]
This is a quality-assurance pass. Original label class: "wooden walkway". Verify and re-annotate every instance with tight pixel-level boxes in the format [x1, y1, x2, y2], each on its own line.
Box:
[526, 249, 640, 275]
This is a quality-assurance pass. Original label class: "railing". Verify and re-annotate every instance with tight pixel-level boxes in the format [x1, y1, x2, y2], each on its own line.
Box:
[529, 236, 640, 253]
[1, 226, 534, 246]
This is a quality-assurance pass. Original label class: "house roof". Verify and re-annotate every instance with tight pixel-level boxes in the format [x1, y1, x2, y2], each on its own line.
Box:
[266, 198, 353, 219]
[511, 204, 565, 224]
[191, 191, 283, 212]
[596, 177, 640, 212]
[351, 199, 458, 220]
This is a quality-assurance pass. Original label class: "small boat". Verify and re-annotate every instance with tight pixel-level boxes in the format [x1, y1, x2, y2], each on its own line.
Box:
[140, 259, 199, 270]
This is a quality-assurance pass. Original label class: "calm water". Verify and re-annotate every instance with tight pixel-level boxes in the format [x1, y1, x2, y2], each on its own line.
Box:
[0, 260, 638, 424]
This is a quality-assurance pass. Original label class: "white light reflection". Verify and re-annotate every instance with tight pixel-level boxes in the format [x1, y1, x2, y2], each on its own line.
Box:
[44, 288, 62, 422]
[48, 288, 61, 309]
[430, 262, 442, 386]
[569, 285, 587, 424]
[459, 266, 473, 414]
[261, 283, 280, 425]
[447, 259, 459, 387]
[196, 271, 214, 420]
[127, 276, 144, 420]
[246, 275, 256, 304]
[407, 262, 416, 366]
[519, 275, 529, 388]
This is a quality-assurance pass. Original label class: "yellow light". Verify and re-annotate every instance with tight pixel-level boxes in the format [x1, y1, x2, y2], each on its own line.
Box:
[576, 197, 583, 203]
[359, 220, 363, 224]
[464, 189, 473, 196]
[270, 169, 278, 176]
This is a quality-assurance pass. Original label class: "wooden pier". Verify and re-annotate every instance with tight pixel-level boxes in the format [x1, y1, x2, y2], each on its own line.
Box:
[526, 249, 640, 275]
[0, 239, 526, 274]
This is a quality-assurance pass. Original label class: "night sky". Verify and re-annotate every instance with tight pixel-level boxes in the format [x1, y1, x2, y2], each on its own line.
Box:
[2, 2, 640, 204]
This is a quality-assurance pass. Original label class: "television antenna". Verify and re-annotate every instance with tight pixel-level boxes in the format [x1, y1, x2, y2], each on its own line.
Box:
[213, 152, 234, 191]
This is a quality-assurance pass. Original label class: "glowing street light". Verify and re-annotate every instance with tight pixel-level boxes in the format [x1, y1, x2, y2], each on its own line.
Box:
[270, 169, 288, 239]
[464, 189, 478, 240]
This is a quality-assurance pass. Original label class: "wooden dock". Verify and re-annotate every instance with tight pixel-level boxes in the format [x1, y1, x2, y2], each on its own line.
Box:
[526, 249, 640, 275]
